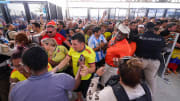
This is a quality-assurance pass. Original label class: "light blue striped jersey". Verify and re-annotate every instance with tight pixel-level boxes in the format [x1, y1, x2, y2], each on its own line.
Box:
[88, 34, 107, 62]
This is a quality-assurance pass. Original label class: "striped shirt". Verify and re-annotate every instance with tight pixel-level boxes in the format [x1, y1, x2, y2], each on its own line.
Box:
[88, 34, 107, 62]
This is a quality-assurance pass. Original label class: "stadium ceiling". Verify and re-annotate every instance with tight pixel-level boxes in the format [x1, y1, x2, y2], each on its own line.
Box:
[69, 0, 180, 3]
[7, 0, 180, 3]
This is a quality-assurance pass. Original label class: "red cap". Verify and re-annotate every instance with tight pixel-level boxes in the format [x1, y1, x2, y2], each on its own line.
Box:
[47, 20, 56, 26]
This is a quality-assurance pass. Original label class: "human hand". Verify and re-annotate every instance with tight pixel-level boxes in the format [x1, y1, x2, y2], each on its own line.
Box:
[40, 31, 46, 37]
[80, 65, 89, 77]
[113, 57, 123, 66]
[40, 14, 43, 18]
[26, 24, 32, 31]
[103, 11, 107, 17]
[51, 67, 58, 73]
[100, 42, 105, 48]
[96, 66, 105, 76]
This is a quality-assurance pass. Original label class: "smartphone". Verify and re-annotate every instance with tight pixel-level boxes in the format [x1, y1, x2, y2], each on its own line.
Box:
[79, 55, 85, 66]
[76, 55, 85, 77]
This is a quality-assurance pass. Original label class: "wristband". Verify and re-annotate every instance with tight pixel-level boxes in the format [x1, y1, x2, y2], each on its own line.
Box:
[94, 73, 99, 77]
[55, 67, 59, 72]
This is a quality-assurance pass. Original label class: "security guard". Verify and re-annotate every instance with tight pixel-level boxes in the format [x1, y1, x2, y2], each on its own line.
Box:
[134, 22, 165, 98]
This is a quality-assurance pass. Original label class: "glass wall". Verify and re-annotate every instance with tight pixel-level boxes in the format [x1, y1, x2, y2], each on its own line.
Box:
[156, 9, 165, 18]
[166, 9, 176, 18]
[67, 7, 180, 20]
[115, 8, 120, 19]
[7, 3, 26, 24]
[129, 8, 136, 19]
[28, 3, 47, 21]
[148, 9, 156, 18]
[109, 8, 116, 19]
[175, 9, 180, 19]
[0, 6, 3, 19]
[89, 9, 99, 20]
[69, 8, 88, 19]
[138, 9, 147, 17]
[0, 5, 6, 28]
[99, 9, 108, 19]
[118, 9, 127, 20]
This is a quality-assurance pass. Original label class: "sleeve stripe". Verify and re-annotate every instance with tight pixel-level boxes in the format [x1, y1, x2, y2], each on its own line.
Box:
[88, 62, 96, 65]
[67, 54, 72, 57]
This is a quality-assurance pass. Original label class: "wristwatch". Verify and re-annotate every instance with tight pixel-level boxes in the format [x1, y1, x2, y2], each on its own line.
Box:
[94, 73, 99, 77]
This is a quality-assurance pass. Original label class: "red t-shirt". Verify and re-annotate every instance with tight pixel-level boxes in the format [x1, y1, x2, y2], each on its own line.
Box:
[42, 33, 66, 45]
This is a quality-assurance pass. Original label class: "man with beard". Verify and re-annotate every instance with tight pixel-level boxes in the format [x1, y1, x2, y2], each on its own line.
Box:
[102, 24, 136, 85]
[129, 21, 138, 41]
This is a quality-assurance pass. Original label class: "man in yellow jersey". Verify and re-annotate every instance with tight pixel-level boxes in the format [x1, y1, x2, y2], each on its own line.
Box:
[52, 33, 96, 101]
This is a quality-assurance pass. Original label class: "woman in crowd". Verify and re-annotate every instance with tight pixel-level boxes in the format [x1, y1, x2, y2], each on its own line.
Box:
[14, 32, 30, 48]
[86, 58, 152, 101]
[41, 38, 69, 69]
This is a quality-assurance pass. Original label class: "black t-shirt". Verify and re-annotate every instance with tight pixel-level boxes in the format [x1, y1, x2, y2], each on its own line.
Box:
[160, 29, 170, 37]
[129, 29, 138, 41]
[0, 54, 12, 80]
[177, 35, 180, 43]
[135, 31, 166, 60]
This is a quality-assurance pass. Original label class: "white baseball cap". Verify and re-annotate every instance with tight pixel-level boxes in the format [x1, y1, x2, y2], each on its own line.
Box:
[117, 24, 130, 35]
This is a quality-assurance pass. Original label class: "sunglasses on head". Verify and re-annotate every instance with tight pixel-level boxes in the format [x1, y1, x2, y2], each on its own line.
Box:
[46, 31, 53, 33]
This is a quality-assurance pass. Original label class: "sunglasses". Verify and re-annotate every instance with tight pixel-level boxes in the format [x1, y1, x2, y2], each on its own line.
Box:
[45, 43, 49, 45]
[46, 31, 53, 33]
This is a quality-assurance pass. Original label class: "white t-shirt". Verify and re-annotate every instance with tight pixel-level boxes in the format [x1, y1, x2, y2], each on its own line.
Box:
[87, 77, 146, 101]
[31, 33, 41, 44]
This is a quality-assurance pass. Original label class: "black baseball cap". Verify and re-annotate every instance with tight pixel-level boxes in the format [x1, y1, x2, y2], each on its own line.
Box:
[145, 22, 155, 29]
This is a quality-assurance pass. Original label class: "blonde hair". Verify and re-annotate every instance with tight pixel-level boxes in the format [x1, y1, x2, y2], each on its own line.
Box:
[126, 58, 144, 69]
[41, 38, 57, 47]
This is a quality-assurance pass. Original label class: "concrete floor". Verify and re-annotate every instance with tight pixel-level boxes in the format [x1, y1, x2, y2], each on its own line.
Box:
[70, 73, 180, 101]
[155, 73, 180, 101]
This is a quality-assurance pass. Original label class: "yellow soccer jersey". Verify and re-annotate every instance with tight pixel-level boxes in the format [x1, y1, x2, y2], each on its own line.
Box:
[10, 63, 53, 81]
[51, 46, 68, 63]
[68, 45, 96, 80]
[10, 69, 27, 81]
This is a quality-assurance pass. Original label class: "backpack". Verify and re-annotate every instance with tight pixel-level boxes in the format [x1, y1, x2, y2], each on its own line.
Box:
[106, 75, 152, 101]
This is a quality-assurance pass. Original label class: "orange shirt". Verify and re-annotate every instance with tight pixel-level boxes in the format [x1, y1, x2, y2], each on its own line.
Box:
[105, 38, 136, 67]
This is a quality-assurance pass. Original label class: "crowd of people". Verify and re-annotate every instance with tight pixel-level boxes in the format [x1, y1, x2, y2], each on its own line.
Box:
[0, 11, 180, 101]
